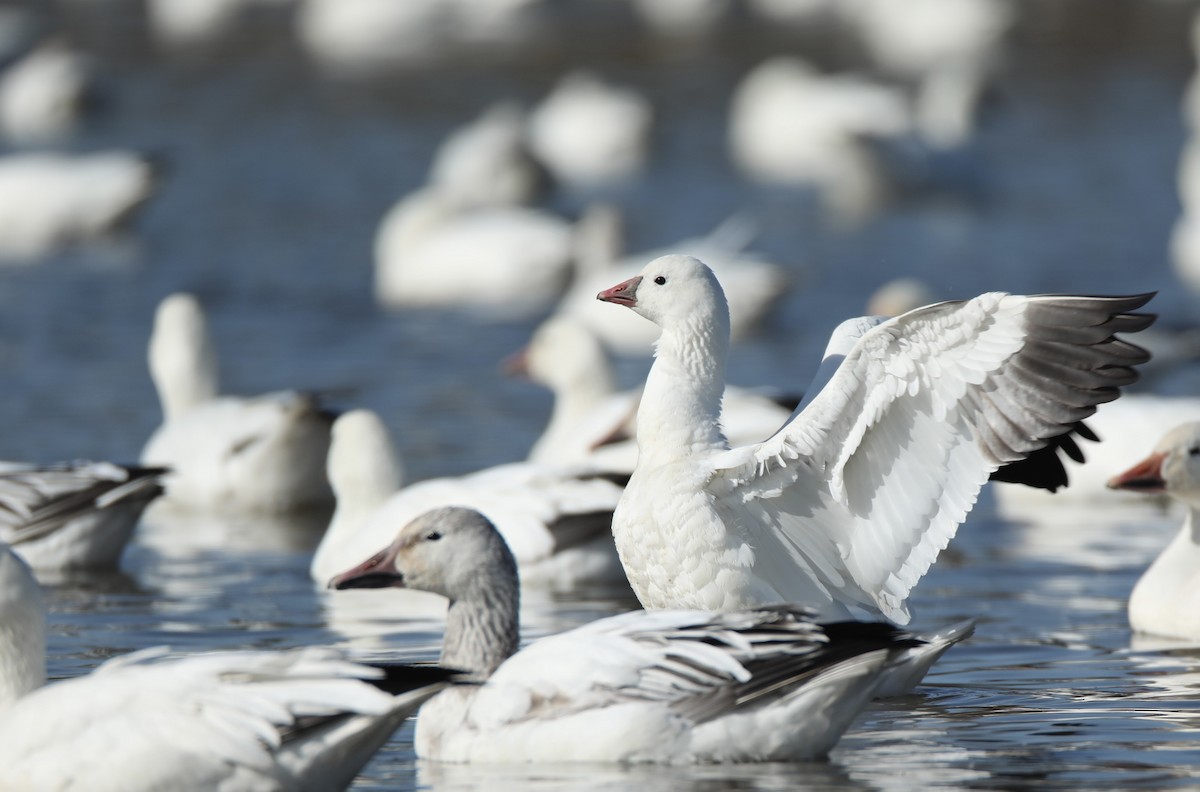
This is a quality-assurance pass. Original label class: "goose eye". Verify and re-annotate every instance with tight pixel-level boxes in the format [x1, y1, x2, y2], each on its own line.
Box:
[653, 276, 666, 285]
[424, 531, 443, 541]
[1189, 447, 1200, 457]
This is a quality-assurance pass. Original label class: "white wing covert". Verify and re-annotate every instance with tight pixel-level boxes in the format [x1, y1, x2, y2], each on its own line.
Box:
[707, 292, 1154, 623]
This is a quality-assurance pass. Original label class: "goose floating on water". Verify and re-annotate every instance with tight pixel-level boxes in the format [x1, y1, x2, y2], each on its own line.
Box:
[140, 292, 335, 514]
[0, 543, 456, 791]
[331, 506, 926, 763]
[311, 409, 626, 591]
[1107, 421, 1200, 641]
[0, 461, 165, 571]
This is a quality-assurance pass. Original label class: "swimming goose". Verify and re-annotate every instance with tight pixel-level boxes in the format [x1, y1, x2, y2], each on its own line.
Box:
[0, 151, 158, 260]
[596, 254, 1154, 624]
[526, 71, 653, 188]
[0, 543, 456, 791]
[0, 461, 165, 570]
[330, 506, 924, 763]
[427, 101, 546, 208]
[0, 41, 91, 145]
[311, 410, 626, 590]
[140, 293, 336, 514]
[373, 187, 575, 317]
[1106, 421, 1200, 641]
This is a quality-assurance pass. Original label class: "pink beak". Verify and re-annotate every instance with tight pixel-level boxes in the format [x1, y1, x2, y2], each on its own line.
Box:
[597, 276, 642, 307]
[1106, 451, 1168, 493]
[328, 545, 406, 590]
[500, 346, 529, 378]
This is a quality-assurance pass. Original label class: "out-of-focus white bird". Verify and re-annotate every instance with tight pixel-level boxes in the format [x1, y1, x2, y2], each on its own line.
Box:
[427, 102, 545, 208]
[0, 152, 158, 260]
[141, 293, 336, 514]
[373, 187, 575, 317]
[312, 410, 626, 591]
[526, 71, 653, 188]
[0, 41, 91, 145]
[729, 56, 911, 222]
[0, 461, 165, 571]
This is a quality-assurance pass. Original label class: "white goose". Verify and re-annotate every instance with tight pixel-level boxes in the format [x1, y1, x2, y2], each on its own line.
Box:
[311, 410, 626, 590]
[595, 255, 1153, 625]
[526, 71, 653, 188]
[427, 101, 545, 208]
[0, 151, 158, 260]
[140, 293, 336, 514]
[0, 461, 165, 571]
[330, 506, 928, 763]
[0, 543, 456, 791]
[0, 41, 91, 145]
[373, 186, 575, 317]
[1106, 421, 1200, 641]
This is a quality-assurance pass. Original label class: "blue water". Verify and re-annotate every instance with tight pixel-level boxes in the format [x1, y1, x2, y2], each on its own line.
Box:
[5, 0, 1200, 788]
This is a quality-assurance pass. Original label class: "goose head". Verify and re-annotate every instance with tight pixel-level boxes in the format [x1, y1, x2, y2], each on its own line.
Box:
[596, 254, 730, 334]
[1108, 422, 1200, 510]
[329, 506, 518, 601]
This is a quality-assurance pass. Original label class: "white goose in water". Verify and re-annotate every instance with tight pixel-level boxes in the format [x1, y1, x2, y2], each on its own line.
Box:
[330, 506, 929, 763]
[0, 461, 165, 571]
[595, 255, 1154, 625]
[1107, 421, 1200, 641]
[311, 410, 626, 590]
[0, 543, 456, 791]
[140, 293, 335, 514]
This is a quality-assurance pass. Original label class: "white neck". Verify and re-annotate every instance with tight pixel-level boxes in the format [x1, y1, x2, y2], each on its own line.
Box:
[530, 358, 618, 464]
[636, 316, 729, 466]
[0, 550, 45, 711]
[148, 303, 219, 421]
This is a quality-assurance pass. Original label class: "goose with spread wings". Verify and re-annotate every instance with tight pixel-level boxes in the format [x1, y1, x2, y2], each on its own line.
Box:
[596, 255, 1154, 625]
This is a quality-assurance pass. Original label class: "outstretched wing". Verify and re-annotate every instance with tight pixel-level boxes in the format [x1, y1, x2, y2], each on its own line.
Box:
[707, 292, 1154, 623]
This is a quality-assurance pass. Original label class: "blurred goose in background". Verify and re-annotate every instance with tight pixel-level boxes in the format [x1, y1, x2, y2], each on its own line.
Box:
[595, 255, 1153, 627]
[841, 0, 1013, 149]
[0, 543, 456, 791]
[427, 101, 545, 208]
[506, 314, 794, 472]
[141, 292, 336, 514]
[331, 506, 922, 763]
[0, 151, 157, 260]
[1106, 421, 1200, 641]
[526, 71, 653, 188]
[0, 461, 165, 571]
[312, 410, 626, 590]
[296, 0, 449, 73]
[728, 57, 911, 223]
[0, 40, 92, 145]
[373, 186, 575, 318]
[554, 205, 790, 354]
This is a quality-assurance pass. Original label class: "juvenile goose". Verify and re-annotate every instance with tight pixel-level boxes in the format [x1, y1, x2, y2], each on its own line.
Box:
[0, 461, 165, 570]
[1106, 421, 1200, 641]
[140, 293, 335, 514]
[0, 543, 456, 791]
[311, 410, 626, 590]
[331, 506, 925, 763]
[596, 255, 1153, 624]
